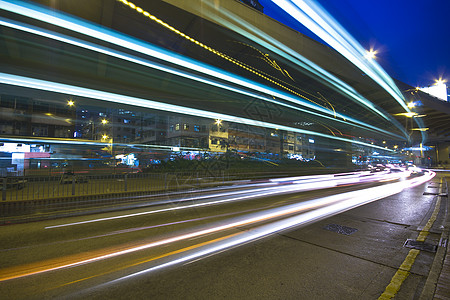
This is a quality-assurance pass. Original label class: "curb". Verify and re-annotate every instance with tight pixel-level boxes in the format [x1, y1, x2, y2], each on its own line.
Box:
[419, 177, 449, 299]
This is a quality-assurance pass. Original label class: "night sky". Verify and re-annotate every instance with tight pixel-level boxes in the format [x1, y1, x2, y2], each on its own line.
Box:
[258, 0, 450, 88]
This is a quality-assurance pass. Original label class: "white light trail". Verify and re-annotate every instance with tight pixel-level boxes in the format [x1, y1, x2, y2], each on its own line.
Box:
[1, 171, 433, 282]
[0, 18, 396, 139]
[0, 135, 200, 151]
[271, 0, 410, 112]
[199, 3, 399, 124]
[46, 172, 371, 228]
[0, 1, 406, 140]
[0, 72, 396, 151]
[101, 170, 435, 284]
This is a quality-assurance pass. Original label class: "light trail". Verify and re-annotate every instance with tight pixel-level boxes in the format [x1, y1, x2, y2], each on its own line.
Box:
[96, 170, 435, 285]
[1, 208, 263, 253]
[0, 170, 434, 282]
[0, 190, 342, 282]
[44, 171, 392, 229]
[0, 18, 400, 140]
[0, 135, 200, 151]
[271, 0, 410, 113]
[187, 2, 400, 125]
[119, 0, 390, 122]
[0, 72, 397, 152]
[0, 1, 407, 140]
[0, 1, 352, 120]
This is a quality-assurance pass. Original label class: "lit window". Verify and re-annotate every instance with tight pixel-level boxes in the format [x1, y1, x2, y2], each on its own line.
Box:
[175, 124, 180, 131]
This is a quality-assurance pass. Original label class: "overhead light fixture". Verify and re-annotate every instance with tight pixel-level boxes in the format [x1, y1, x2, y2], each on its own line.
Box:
[394, 112, 417, 118]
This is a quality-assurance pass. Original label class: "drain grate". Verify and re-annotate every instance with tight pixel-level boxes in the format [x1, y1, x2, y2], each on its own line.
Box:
[324, 224, 358, 235]
[423, 192, 448, 196]
[404, 239, 437, 252]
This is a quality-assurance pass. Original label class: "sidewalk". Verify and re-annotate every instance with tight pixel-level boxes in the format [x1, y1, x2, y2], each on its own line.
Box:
[423, 171, 450, 299]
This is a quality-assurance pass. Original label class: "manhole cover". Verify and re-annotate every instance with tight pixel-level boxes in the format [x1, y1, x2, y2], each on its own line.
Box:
[404, 239, 437, 252]
[324, 224, 358, 235]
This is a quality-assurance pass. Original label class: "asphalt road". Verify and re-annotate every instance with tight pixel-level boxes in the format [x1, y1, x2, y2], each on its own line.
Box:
[0, 170, 445, 299]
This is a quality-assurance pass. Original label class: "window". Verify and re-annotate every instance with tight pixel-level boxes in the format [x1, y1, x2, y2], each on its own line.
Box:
[175, 123, 180, 131]
[32, 125, 48, 137]
[183, 124, 189, 130]
[33, 101, 49, 113]
[194, 125, 200, 132]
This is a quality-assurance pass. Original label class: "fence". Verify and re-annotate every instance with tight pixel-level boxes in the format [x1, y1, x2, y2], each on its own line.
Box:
[1, 171, 229, 202]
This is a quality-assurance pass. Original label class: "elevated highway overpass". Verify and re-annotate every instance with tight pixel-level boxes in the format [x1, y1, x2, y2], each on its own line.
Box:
[0, 0, 448, 170]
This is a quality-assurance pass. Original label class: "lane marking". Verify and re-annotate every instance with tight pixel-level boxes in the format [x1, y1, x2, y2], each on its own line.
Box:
[417, 197, 441, 242]
[378, 177, 443, 299]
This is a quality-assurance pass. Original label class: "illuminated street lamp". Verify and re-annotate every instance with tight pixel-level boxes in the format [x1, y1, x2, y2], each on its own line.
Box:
[215, 119, 222, 126]
[101, 134, 109, 140]
[434, 78, 446, 85]
[67, 100, 75, 106]
[365, 49, 377, 60]
[101, 119, 108, 125]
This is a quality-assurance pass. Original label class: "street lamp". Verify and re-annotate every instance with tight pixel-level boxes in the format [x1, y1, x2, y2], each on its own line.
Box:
[434, 78, 446, 85]
[67, 100, 75, 107]
[365, 49, 377, 60]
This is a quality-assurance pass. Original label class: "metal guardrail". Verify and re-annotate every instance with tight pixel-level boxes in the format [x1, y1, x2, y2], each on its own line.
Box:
[1, 171, 229, 202]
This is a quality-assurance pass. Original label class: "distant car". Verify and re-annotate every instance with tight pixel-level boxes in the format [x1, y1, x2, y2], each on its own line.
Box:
[370, 164, 386, 173]
[409, 167, 424, 176]
[388, 165, 405, 173]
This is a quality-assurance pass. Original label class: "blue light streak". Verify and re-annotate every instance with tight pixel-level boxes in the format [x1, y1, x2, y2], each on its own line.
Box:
[0, 72, 396, 151]
[197, 2, 409, 138]
[0, 0, 406, 140]
[271, 0, 411, 112]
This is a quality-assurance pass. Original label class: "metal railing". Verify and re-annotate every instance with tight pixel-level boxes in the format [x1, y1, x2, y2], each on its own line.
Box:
[1, 171, 229, 202]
